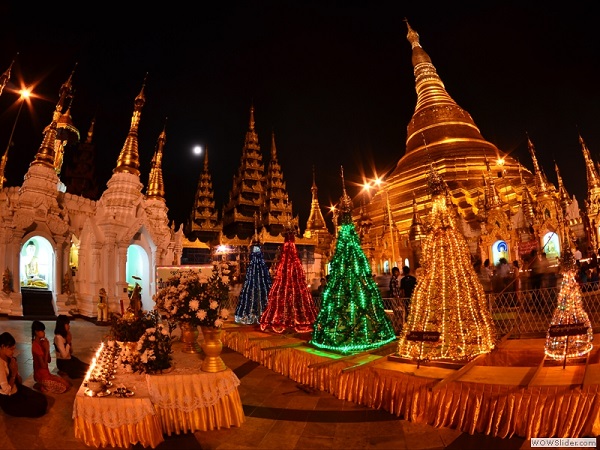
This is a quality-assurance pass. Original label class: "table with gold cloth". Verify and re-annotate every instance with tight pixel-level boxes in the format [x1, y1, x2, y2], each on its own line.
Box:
[73, 342, 245, 448]
[222, 324, 600, 440]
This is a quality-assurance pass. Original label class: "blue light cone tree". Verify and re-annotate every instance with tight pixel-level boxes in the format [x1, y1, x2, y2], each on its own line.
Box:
[310, 170, 396, 354]
[259, 228, 318, 334]
[235, 242, 272, 325]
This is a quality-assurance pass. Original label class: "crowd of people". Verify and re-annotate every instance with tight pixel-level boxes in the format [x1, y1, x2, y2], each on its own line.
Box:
[0, 315, 89, 418]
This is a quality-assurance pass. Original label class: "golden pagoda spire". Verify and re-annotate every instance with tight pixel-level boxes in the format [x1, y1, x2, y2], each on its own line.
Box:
[271, 129, 277, 159]
[554, 161, 571, 215]
[408, 192, 426, 242]
[519, 164, 536, 226]
[85, 117, 96, 144]
[305, 166, 327, 232]
[0, 56, 16, 97]
[31, 120, 58, 168]
[114, 75, 146, 176]
[203, 144, 209, 170]
[483, 156, 502, 209]
[404, 19, 488, 156]
[146, 120, 167, 200]
[0, 146, 8, 189]
[526, 134, 551, 194]
[52, 64, 77, 122]
[579, 133, 600, 190]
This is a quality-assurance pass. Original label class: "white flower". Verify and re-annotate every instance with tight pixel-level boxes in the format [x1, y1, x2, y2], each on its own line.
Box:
[189, 299, 200, 311]
[209, 300, 219, 310]
[214, 318, 223, 327]
[220, 308, 230, 319]
[197, 310, 207, 320]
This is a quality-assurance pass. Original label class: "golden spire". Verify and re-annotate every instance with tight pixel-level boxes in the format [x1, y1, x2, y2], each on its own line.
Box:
[53, 65, 77, 122]
[526, 134, 551, 194]
[579, 133, 600, 190]
[483, 156, 503, 209]
[519, 164, 536, 226]
[408, 192, 426, 241]
[554, 161, 571, 214]
[31, 120, 58, 168]
[146, 120, 167, 200]
[114, 75, 146, 176]
[0, 146, 8, 189]
[203, 145, 209, 170]
[404, 20, 487, 155]
[339, 166, 354, 224]
[305, 166, 327, 231]
[0, 56, 16, 97]
[85, 117, 96, 144]
[271, 130, 277, 159]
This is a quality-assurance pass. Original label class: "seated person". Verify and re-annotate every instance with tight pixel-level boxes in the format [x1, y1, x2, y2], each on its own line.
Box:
[31, 321, 71, 394]
[54, 315, 90, 379]
[0, 332, 48, 417]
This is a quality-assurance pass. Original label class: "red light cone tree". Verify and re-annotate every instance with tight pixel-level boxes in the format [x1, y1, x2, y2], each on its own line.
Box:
[259, 223, 318, 334]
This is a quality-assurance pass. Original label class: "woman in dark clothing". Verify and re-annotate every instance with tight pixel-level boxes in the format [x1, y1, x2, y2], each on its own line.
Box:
[53, 315, 90, 379]
[0, 332, 48, 417]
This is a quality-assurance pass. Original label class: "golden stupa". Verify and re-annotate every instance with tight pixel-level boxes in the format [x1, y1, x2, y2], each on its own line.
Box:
[360, 21, 535, 268]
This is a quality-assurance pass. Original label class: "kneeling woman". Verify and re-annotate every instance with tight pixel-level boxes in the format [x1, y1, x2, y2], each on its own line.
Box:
[31, 321, 71, 393]
[53, 315, 89, 378]
[0, 332, 48, 417]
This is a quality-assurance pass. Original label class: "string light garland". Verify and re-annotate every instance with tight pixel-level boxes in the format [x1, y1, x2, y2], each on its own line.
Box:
[310, 167, 396, 354]
[259, 228, 318, 333]
[396, 164, 496, 362]
[235, 242, 272, 325]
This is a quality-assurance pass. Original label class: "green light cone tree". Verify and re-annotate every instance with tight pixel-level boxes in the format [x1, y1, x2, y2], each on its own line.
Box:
[310, 168, 396, 354]
[396, 164, 496, 362]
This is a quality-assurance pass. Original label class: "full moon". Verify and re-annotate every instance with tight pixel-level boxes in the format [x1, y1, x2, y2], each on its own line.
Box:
[193, 145, 202, 155]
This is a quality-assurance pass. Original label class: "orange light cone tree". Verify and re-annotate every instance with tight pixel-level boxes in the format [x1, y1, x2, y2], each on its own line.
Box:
[396, 164, 496, 362]
[544, 237, 593, 359]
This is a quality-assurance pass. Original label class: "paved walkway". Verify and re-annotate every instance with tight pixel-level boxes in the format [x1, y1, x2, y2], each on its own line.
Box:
[0, 317, 537, 449]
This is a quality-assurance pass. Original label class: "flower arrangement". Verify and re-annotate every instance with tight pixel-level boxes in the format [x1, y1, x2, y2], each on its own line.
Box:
[109, 309, 156, 343]
[116, 310, 175, 374]
[153, 266, 230, 328]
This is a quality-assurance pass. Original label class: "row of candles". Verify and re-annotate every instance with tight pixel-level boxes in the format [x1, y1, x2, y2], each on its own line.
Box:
[84, 341, 119, 389]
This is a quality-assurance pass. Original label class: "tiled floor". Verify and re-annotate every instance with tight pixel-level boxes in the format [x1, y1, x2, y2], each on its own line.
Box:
[0, 317, 537, 449]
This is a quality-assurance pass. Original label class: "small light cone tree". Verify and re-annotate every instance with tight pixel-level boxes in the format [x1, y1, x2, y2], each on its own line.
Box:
[544, 231, 593, 360]
[396, 163, 496, 362]
[259, 222, 318, 334]
[310, 167, 396, 354]
[235, 239, 272, 325]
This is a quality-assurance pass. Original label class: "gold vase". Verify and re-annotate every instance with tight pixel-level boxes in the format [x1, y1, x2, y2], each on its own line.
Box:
[200, 326, 227, 372]
[180, 322, 199, 354]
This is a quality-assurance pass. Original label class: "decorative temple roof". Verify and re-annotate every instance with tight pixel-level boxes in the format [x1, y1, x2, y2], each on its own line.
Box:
[222, 104, 266, 238]
[262, 131, 293, 234]
[187, 146, 221, 242]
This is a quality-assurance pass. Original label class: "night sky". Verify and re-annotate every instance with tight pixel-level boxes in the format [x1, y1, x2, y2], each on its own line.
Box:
[1, 2, 599, 230]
